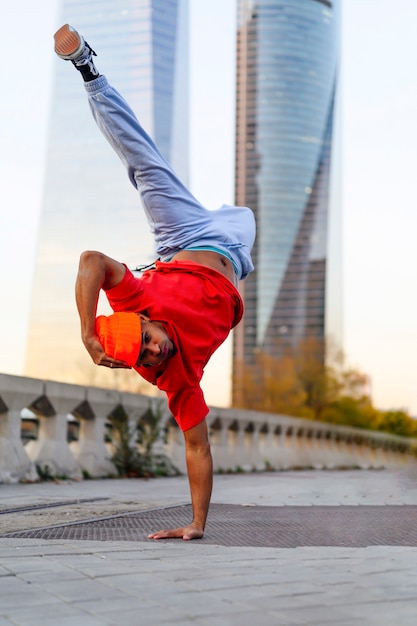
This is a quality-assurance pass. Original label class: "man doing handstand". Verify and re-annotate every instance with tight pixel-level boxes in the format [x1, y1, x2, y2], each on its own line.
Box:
[53, 24, 256, 541]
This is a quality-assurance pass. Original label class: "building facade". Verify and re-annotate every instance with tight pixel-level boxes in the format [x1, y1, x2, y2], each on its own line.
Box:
[25, 0, 189, 387]
[233, 0, 342, 404]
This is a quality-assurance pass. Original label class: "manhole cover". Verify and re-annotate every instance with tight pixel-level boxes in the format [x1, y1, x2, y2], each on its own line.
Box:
[4, 504, 417, 547]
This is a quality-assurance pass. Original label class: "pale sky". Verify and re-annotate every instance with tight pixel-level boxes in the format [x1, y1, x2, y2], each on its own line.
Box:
[0, 0, 416, 415]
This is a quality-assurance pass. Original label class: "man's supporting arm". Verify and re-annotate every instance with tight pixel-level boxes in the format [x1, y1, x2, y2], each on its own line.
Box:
[148, 419, 213, 540]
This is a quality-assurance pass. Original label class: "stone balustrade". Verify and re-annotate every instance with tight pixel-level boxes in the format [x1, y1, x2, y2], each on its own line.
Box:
[0, 372, 416, 483]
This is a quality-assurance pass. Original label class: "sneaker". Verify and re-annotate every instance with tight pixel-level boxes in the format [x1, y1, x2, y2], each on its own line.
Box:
[54, 24, 99, 79]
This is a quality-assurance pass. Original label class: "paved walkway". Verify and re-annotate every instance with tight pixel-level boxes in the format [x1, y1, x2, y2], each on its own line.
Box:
[0, 469, 417, 625]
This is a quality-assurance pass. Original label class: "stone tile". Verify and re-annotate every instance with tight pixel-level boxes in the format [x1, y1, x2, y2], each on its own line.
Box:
[13, 613, 107, 626]
[198, 610, 299, 626]
[0, 575, 32, 593]
[17, 568, 88, 584]
[1, 602, 77, 622]
[37, 578, 123, 603]
[93, 607, 186, 626]
[74, 594, 154, 614]
[0, 591, 61, 611]
[95, 572, 177, 596]
[0, 558, 61, 575]
[328, 599, 417, 622]
[67, 562, 136, 579]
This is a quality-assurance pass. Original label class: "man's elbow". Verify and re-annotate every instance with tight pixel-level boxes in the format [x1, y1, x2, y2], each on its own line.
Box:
[79, 250, 102, 267]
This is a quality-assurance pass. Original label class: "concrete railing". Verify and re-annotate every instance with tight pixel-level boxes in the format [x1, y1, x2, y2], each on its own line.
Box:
[1, 373, 416, 483]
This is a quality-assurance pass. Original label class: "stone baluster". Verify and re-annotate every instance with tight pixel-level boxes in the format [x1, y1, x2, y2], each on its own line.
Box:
[299, 428, 316, 468]
[208, 412, 230, 472]
[311, 430, 326, 469]
[0, 374, 38, 483]
[70, 386, 118, 478]
[281, 425, 296, 469]
[233, 417, 247, 471]
[257, 420, 275, 471]
[165, 419, 186, 474]
[120, 390, 153, 427]
[120, 391, 172, 472]
[120, 390, 156, 448]
[243, 417, 263, 471]
[270, 423, 284, 470]
[25, 380, 82, 479]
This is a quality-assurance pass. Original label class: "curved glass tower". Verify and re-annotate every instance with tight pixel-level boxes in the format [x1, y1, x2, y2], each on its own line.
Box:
[233, 0, 342, 404]
[25, 0, 189, 386]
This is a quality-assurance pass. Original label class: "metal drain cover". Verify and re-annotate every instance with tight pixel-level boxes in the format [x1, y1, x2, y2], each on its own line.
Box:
[4, 504, 417, 548]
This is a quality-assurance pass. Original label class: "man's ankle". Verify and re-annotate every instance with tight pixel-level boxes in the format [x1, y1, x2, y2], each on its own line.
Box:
[54, 24, 99, 82]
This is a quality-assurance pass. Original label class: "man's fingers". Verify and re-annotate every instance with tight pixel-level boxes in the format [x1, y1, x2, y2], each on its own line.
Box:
[148, 528, 184, 540]
[105, 361, 131, 369]
[148, 526, 204, 541]
[97, 357, 131, 369]
[84, 337, 130, 369]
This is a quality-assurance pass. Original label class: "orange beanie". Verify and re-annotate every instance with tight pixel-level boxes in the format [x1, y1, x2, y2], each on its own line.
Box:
[95, 312, 142, 366]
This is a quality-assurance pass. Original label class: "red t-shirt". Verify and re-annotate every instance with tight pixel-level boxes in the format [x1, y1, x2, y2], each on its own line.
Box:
[105, 260, 244, 431]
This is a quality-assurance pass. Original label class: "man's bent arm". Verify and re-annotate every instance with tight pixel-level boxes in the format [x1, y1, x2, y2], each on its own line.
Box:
[75, 250, 128, 367]
[148, 420, 213, 540]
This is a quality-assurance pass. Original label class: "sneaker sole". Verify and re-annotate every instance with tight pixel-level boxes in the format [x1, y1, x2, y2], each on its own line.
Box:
[54, 24, 84, 59]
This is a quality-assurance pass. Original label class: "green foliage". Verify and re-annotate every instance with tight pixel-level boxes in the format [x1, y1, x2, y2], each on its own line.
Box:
[110, 405, 144, 477]
[109, 400, 179, 477]
[235, 338, 417, 438]
[35, 464, 69, 482]
[136, 400, 164, 474]
[36, 463, 54, 481]
[320, 396, 378, 430]
[375, 410, 417, 438]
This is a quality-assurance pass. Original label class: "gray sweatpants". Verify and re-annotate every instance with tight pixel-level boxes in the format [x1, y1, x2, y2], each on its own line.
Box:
[85, 75, 255, 280]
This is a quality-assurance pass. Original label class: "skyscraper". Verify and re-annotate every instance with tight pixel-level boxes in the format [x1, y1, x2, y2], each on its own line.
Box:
[233, 0, 342, 404]
[25, 0, 189, 386]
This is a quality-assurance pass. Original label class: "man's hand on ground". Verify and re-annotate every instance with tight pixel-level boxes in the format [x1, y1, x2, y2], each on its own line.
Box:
[148, 523, 204, 541]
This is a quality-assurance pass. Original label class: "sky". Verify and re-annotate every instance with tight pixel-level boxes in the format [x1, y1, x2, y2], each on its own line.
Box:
[0, 0, 416, 416]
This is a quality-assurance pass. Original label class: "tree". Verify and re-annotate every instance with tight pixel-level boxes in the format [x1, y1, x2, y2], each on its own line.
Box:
[236, 350, 307, 417]
[320, 395, 378, 430]
[375, 410, 417, 438]
[294, 337, 341, 419]
[233, 338, 417, 437]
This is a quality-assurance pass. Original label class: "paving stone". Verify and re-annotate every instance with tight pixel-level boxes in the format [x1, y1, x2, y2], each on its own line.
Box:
[94, 607, 188, 626]
[74, 594, 159, 615]
[0, 471, 417, 626]
[13, 614, 107, 626]
[198, 610, 300, 626]
[40, 578, 126, 603]
[0, 590, 62, 611]
[17, 568, 88, 584]
[0, 575, 32, 593]
[3, 601, 96, 623]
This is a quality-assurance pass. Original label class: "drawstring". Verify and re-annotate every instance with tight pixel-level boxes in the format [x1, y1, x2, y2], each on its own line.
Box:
[131, 259, 160, 273]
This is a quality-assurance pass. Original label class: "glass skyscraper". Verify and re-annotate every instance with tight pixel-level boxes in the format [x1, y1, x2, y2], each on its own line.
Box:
[25, 0, 189, 386]
[233, 0, 342, 404]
